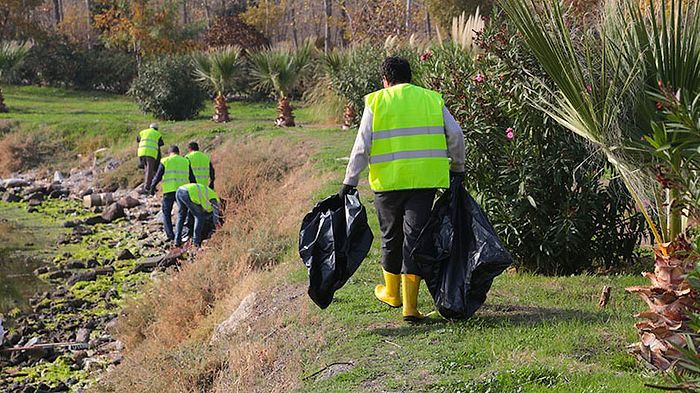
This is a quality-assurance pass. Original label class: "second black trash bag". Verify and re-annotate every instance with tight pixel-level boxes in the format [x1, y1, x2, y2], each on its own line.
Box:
[411, 177, 513, 319]
[299, 190, 373, 309]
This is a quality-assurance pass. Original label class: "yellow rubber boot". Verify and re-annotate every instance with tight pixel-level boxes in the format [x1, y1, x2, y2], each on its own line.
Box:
[402, 274, 424, 322]
[374, 270, 402, 308]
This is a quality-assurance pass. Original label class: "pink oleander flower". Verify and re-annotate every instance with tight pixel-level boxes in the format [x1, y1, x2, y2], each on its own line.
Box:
[420, 52, 431, 61]
[586, 84, 592, 93]
[506, 127, 515, 140]
[473, 73, 484, 83]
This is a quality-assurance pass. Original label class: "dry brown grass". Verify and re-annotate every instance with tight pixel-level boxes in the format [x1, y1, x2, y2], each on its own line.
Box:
[0, 130, 65, 176]
[96, 136, 329, 392]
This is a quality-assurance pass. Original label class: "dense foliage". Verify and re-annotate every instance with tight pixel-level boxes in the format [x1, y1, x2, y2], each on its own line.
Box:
[129, 56, 206, 121]
[13, 36, 136, 93]
[415, 20, 646, 274]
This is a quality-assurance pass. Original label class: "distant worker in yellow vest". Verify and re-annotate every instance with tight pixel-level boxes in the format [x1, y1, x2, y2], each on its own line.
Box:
[148, 145, 195, 243]
[174, 183, 221, 248]
[136, 123, 164, 194]
[186, 142, 215, 189]
[340, 57, 466, 322]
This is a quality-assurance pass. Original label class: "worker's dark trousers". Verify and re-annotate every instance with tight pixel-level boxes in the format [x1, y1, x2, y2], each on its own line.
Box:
[161, 192, 176, 241]
[374, 189, 436, 275]
[140, 156, 158, 191]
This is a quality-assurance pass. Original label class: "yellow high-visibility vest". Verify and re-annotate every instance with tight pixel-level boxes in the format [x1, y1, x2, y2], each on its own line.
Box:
[181, 183, 219, 213]
[186, 151, 211, 187]
[161, 155, 190, 193]
[138, 128, 161, 158]
[365, 83, 449, 191]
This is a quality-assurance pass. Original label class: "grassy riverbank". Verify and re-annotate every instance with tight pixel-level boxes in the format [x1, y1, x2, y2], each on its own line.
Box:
[0, 87, 656, 392]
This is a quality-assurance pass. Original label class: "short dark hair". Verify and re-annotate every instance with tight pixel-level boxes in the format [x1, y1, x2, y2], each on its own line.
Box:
[169, 145, 180, 154]
[188, 142, 199, 151]
[380, 57, 412, 85]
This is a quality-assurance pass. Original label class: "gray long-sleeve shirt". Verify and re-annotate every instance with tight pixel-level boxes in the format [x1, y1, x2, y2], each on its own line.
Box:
[343, 106, 466, 187]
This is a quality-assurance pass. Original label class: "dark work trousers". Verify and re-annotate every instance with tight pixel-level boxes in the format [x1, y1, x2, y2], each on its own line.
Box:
[161, 192, 176, 241]
[374, 188, 437, 275]
[140, 156, 158, 191]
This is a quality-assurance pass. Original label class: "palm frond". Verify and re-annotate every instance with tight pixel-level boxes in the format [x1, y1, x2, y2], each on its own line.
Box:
[192, 45, 243, 95]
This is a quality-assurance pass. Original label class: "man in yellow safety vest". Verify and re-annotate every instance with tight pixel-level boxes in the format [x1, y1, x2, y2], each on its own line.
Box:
[136, 123, 164, 194]
[148, 145, 195, 243]
[174, 183, 221, 248]
[185, 142, 215, 188]
[340, 57, 466, 322]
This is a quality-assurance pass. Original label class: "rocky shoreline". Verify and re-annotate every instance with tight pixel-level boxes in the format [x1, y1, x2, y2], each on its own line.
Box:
[0, 169, 187, 392]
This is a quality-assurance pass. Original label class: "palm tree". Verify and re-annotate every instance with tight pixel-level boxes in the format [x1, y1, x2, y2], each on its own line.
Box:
[193, 45, 243, 122]
[248, 42, 313, 127]
[0, 41, 31, 113]
[501, 0, 700, 372]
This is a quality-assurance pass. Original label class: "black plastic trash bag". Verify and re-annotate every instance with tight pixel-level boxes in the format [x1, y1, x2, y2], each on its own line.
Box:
[299, 190, 373, 309]
[411, 177, 512, 319]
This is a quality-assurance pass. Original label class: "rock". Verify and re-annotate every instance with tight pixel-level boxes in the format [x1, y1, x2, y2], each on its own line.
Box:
[49, 189, 69, 199]
[46, 270, 72, 280]
[210, 292, 257, 343]
[65, 260, 86, 269]
[3, 178, 30, 188]
[53, 171, 65, 182]
[83, 193, 115, 208]
[130, 250, 184, 274]
[75, 328, 91, 343]
[2, 193, 20, 203]
[101, 203, 125, 222]
[117, 195, 141, 209]
[85, 258, 98, 268]
[67, 271, 97, 286]
[95, 266, 114, 276]
[33, 266, 50, 275]
[83, 215, 107, 226]
[116, 249, 135, 260]
[72, 350, 88, 367]
[72, 225, 93, 236]
[79, 188, 93, 197]
[27, 207, 38, 213]
[27, 197, 43, 207]
[63, 220, 81, 228]
[315, 362, 355, 382]
[137, 212, 150, 221]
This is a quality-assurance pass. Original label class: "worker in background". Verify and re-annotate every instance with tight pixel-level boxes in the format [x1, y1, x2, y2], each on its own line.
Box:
[186, 141, 215, 189]
[174, 183, 221, 249]
[136, 123, 164, 194]
[148, 145, 195, 243]
[340, 57, 466, 323]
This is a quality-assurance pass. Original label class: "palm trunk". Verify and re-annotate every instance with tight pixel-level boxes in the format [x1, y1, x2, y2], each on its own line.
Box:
[0, 88, 8, 113]
[626, 238, 699, 371]
[212, 93, 229, 122]
[275, 96, 295, 127]
[342, 102, 355, 130]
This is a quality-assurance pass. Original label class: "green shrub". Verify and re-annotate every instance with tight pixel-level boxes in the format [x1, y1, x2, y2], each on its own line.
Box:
[15, 36, 79, 86]
[129, 55, 206, 120]
[415, 18, 646, 274]
[74, 49, 137, 94]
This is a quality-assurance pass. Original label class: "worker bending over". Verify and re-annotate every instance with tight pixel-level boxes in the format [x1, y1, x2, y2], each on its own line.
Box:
[185, 141, 215, 188]
[174, 183, 221, 248]
[136, 123, 164, 193]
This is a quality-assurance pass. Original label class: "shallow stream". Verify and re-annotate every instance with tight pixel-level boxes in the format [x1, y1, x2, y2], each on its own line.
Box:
[0, 203, 63, 315]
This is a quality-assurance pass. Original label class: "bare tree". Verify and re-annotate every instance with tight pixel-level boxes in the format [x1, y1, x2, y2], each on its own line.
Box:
[405, 0, 412, 32]
[323, 0, 331, 52]
[52, 0, 63, 24]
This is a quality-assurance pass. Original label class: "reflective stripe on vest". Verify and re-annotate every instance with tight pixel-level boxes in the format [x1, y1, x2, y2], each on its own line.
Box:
[186, 151, 211, 186]
[161, 155, 190, 193]
[182, 183, 219, 213]
[366, 84, 449, 191]
[138, 128, 161, 158]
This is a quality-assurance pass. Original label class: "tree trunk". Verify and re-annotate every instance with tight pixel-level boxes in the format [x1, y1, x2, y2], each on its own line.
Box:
[85, 0, 92, 49]
[338, 0, 348, 47]
[0, 88, 8, 113]
[324, 0, 332, 53]
[182, 0, 189, 25]
[425, 8, 432, 38]
[275, 96, 295, 127]
[52, 0, 62, 24]
[290, 5, 299, 49]
[213, 93, 230, 122]
[203, 0, 212, 28]
[626, 238, 699, 371]
[405, 0, 412, 33]
[342, 102, 355, 130]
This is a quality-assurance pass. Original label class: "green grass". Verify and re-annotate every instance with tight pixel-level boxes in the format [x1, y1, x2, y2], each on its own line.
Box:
[0, 86, 660, 392]
[292, 126, 657, 392]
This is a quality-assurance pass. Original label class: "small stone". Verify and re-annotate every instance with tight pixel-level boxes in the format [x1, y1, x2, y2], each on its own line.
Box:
[65, 260, 86, 269]
[63, 220, 81, 228]
[2, 193, 20, 203]
[117, 195, 141, 209]
[83, 215, 107, 225]
[46, 270, 71, 280]
[101, 203, 126, 222]
[116, 249, 135, 260]
[67, 271, 97, 286]
[75, 328, 91, 343]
